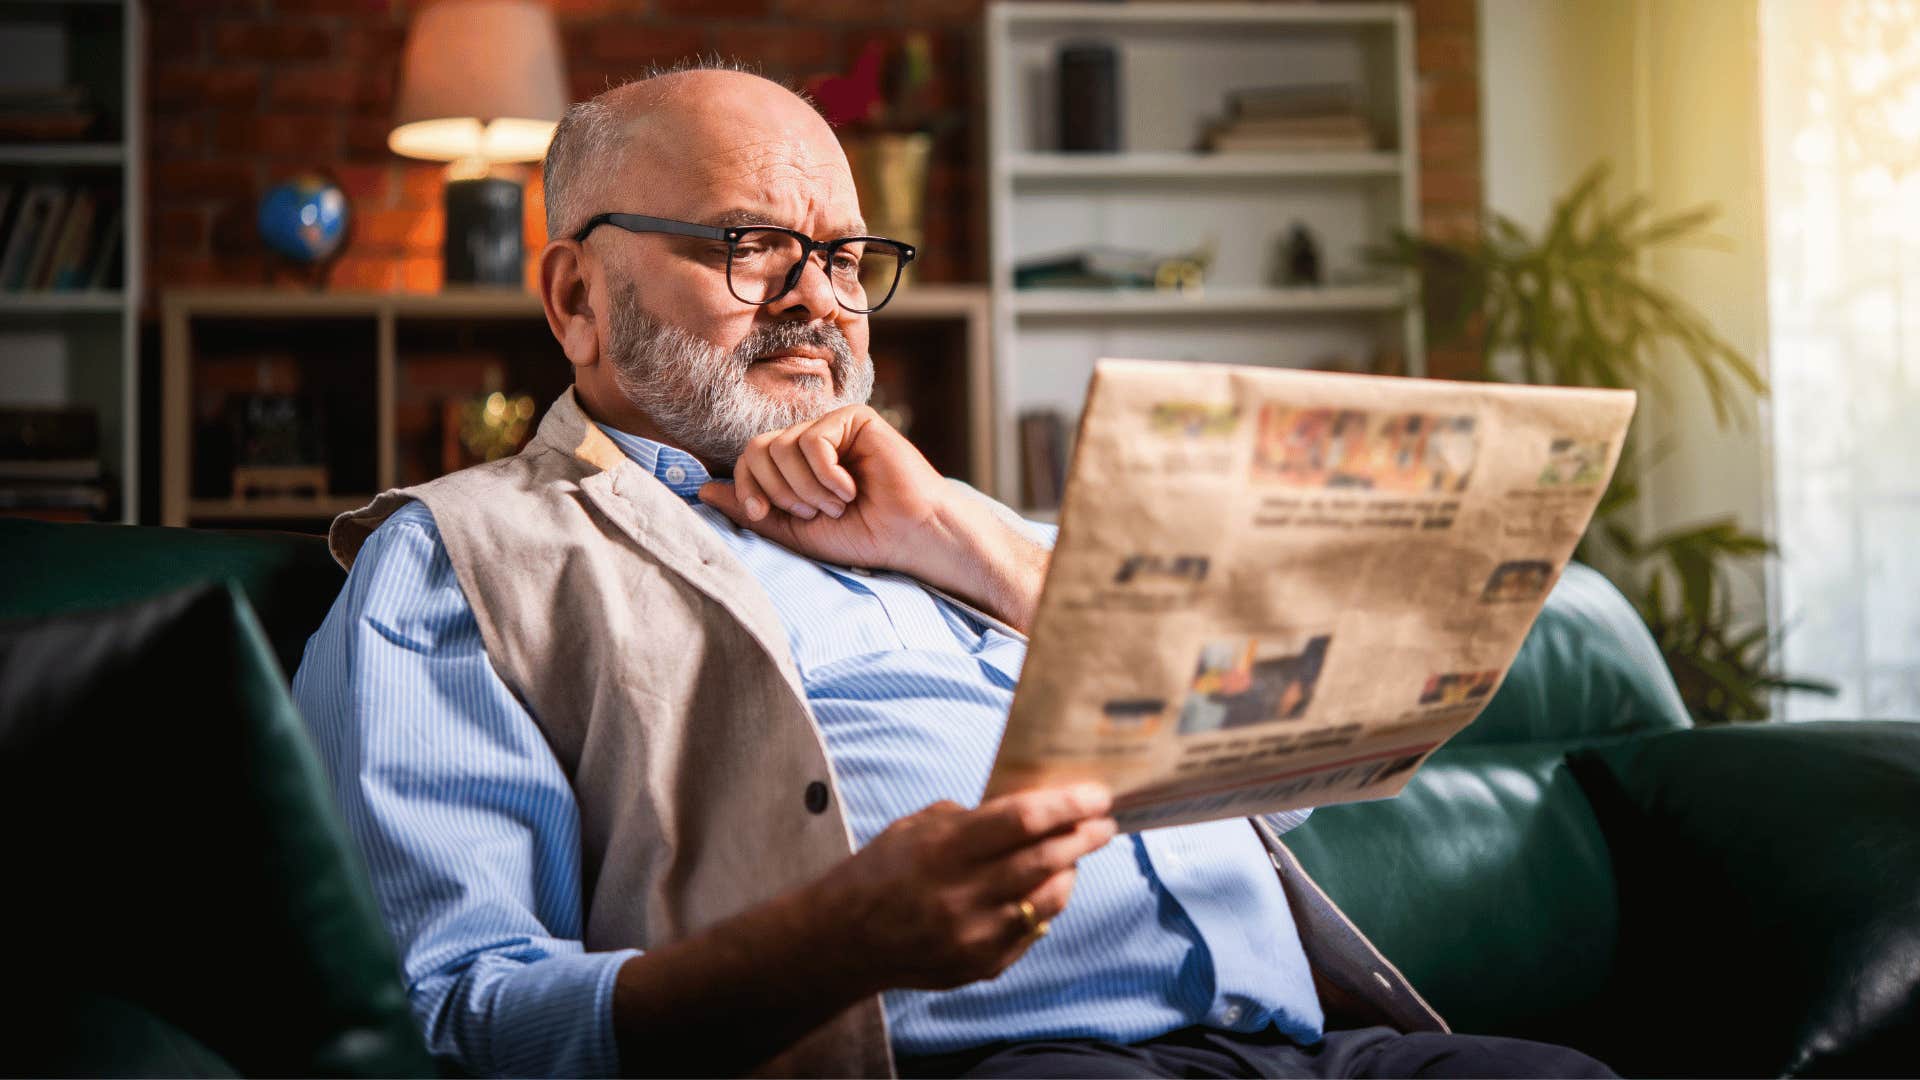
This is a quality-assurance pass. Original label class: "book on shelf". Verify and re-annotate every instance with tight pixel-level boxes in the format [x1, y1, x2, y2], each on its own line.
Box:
[1018, 409, 1068, 511]
[0, 182, 121, 293]
[0, 84, 98, 141]
[1202, 82, 1376, 155]
[0, 184, 63, 289]
[0, 405, 107, 521]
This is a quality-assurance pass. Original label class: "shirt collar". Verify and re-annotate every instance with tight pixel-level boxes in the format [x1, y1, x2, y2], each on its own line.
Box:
[592, 422, 712, 502]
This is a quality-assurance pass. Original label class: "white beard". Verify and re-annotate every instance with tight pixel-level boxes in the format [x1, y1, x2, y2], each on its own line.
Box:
[605, 282, 874, 467]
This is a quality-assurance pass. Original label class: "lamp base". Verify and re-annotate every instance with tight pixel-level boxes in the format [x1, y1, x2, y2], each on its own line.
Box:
[443, 176, 523, 286]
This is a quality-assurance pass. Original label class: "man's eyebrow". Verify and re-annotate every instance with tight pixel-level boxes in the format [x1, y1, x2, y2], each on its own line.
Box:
[707, 207, 870, 236]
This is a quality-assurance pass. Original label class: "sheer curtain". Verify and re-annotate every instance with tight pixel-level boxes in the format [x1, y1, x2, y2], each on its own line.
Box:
[1764, 0, 1920, 718]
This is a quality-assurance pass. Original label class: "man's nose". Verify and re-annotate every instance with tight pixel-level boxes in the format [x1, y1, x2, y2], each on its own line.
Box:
[771, 248, 841, 322]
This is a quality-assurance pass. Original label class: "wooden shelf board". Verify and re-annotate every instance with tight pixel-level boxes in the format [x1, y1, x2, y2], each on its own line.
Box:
[1010, 285, 1405, 317]
[187, 496, 372, 520]
[0, 142, 126, 166]
[995, 2, 1404, 28]
[0, 290, 127, 314]
[1009, 152, 1403, 182]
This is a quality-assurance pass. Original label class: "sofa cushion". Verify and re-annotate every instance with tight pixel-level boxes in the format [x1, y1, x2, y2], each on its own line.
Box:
[0, 519, 341, 677]
[1455, 563, 1692, 748]
[1284, 741, 1621, 1050]
[0, 582, 431, 1077]
[1568, 721, 1920, 1078]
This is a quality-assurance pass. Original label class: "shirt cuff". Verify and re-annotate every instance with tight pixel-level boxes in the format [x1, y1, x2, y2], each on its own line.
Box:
[423, 947, 641, 1078]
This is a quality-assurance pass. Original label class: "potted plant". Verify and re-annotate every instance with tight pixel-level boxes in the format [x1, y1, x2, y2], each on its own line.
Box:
[806, 34, 950, 286]
[1374, 162, 1833, 723]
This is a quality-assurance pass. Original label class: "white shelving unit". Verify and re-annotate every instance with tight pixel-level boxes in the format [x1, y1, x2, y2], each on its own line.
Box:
[0, 0, 143, 523]
[986, 1, 1421, 506]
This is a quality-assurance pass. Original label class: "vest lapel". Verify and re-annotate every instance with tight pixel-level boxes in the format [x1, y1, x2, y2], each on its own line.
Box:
[535, 388, 810, 698]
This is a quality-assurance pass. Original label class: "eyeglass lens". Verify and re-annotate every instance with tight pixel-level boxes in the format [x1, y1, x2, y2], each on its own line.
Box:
[726, 228, 904, 312]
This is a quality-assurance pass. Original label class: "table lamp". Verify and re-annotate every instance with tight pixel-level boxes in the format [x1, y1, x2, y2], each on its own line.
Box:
[389, 0, 566, 287]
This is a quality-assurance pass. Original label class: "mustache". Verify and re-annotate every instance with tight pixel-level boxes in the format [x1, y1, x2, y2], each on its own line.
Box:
[728, 321, 855, 367]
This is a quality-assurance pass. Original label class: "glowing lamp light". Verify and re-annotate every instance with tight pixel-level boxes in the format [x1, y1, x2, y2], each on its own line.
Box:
[388, 0, 566, 286]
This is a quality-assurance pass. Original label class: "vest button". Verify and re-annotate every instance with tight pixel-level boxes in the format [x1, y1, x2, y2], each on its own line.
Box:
[804, 780, 830, 814]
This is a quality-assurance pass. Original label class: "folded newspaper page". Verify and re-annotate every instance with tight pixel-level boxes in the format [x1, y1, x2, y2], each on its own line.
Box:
[983, 359, 1637, 832]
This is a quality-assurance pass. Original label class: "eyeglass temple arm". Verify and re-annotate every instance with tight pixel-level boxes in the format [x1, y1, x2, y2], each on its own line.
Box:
[573, 213, 730, 244]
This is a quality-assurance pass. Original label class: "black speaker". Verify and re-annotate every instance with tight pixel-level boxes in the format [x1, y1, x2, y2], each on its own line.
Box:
[1057, 42, 1120, 153]
[443, 176, 523, 286]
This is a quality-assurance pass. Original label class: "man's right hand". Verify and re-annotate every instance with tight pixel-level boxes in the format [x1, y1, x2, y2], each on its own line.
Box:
[610, 783, 1115, 1075]
[808, 783, 1118, 993]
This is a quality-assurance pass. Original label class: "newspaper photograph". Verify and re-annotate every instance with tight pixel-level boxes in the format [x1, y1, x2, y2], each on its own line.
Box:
[983, 359, 1638, 831]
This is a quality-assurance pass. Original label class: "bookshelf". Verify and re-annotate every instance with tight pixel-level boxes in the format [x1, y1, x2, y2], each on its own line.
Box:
[0, 0, 141, 524]
[160, 286, 993, 530]
[986, 2, 1422, 512]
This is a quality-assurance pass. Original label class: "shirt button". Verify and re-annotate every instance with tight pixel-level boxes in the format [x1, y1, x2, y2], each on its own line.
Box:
[1223, 1004, 1244, 1024]
[664, 464, 687, 484]
[804, 780, 831, 814]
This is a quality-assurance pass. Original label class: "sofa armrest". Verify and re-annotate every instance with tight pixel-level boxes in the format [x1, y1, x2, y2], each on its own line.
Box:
[1566, 721, 1920, 1078]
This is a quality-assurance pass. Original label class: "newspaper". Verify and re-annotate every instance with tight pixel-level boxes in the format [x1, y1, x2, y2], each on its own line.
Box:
[983, 359, 1637, 832]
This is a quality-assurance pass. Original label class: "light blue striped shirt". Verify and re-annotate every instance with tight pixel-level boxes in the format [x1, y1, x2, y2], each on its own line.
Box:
[293, 426, 1323, 1077]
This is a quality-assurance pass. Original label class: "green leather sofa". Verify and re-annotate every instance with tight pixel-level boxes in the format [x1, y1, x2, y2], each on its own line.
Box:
[2, 518, 1914, 1078]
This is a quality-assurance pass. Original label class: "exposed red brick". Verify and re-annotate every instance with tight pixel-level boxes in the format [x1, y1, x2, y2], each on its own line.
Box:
[900, 0, 983, 22]
[152, 208, 209, 253]
[153, 159, 260, 204]
[276, 0, 397, 14]
[728, 25, 842, 75]
[148, 115, 204, 160]
[333, 162, 395, 207]
[151, 65, 263, 109]
[399, 164, 446, 211]
[327, 253, 402, 291]
[655, 0, 769, 18]
[1417, 30, 1476, 75]
[211, 20, 337, 62]
[272, 65, 394, 110]
[345, 113, 398, 158]
[402, 255, 443, 293]
[208, 199, 260, 255]
[585, 24, 710, 67]
[1421, 73, 1479, 119]
[1419, 168, 1481, 207]
[357, 206, 444, 251]
[1413, 0, 1476, 31]
[213, 112, 345, 160]
[778, 0, 894, 18]
[1418, 117, 1479, 167]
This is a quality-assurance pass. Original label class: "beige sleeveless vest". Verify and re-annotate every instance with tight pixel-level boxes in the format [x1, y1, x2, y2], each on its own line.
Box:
[328, 388, 1443, 1078]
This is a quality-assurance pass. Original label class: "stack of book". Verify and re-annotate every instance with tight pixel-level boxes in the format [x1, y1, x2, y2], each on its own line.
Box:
[0, 182, 124, 293]
[1018, 409, 1069, 511]
[0, 85, 97, 141]
[0, 406, 109, 521]
[1201, 84, 1375, 154]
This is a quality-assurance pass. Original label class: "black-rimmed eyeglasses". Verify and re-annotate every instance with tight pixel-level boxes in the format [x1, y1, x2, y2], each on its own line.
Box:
[572, 212, 917, 315]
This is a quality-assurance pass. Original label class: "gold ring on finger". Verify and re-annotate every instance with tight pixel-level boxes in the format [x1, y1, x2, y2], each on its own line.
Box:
[1015, 898, 1050, 940]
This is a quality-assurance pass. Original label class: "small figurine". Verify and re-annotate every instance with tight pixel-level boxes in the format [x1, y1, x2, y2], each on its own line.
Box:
[1283, 222, 1322, 287]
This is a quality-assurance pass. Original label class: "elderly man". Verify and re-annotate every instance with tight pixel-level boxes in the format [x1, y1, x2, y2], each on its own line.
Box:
[293, 66, 1613, 1079]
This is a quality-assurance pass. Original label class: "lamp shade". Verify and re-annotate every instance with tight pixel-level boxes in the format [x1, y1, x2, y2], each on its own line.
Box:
[389, 0, 566, 164]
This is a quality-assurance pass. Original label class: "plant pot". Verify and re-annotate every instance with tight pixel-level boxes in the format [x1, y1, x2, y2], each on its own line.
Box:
[842, 132, 933, 290]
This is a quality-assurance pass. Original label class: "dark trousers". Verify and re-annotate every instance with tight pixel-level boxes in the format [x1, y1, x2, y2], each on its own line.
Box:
[898, 1024, 1619, 1079]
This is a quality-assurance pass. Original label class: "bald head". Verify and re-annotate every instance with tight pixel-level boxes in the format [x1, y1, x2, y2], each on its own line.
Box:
[542, 65, 851, 244]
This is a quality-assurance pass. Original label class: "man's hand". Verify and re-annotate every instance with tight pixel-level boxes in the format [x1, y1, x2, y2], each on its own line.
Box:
[609, 783, 1115, 1075]
[807, 783, 1118, 993]
[698, 405, 1050, 631]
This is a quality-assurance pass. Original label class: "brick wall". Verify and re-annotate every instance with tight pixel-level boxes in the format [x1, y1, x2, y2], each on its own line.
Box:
[146, 0, 1482, 371]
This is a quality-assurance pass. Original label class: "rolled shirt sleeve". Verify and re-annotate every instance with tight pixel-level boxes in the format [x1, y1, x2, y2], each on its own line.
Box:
[292, 502, 637, 1077]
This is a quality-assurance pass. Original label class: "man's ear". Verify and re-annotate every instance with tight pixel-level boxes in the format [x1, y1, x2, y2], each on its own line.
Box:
[539, 239, 600, 372]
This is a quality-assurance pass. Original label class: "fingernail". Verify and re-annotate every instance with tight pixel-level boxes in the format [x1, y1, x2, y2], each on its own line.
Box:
[790, 502, 817, 520]
[745, 496, 766, 520]
[1072, 783, 1111, 813]
[822, 499, 845, 518]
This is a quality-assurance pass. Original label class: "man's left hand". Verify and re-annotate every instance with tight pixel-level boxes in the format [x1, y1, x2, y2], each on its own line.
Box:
[698, 405, 1048, 632]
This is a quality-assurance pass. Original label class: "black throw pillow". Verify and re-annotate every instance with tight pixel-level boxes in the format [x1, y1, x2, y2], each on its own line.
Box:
[1567, 722, 1920, 1078]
